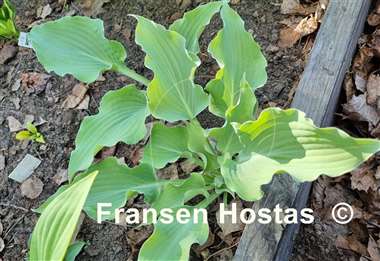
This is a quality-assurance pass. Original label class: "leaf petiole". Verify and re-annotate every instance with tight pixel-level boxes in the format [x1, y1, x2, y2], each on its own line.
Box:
[114, 63, 150, 86]
[196, 192, 221, 209]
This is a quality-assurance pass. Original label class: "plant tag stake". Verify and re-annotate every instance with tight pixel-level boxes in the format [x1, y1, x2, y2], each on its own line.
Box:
[18, 32, 33, 49]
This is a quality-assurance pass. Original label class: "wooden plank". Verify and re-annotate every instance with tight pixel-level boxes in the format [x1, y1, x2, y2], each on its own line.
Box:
[234, 0, 371, 260]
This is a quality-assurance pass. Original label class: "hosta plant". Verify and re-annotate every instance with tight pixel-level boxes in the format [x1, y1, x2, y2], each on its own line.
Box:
[27, 1, 380, 260]
[0, 0, 18, 39]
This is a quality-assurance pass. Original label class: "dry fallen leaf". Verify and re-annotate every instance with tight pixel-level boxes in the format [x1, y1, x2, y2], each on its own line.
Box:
[368, 236, 380, 261]
[354, 73, 367, 93]
[6, 116, 23, 132]
[351, 164, 377, 192]
[130, 146, 143, 166]
[37, 4, 52, 19]
[0, 45, 17, 64]
[366, 71, 380, 108]
[278, 15, 318, 48]
[52, 168, 68, 185]
[352, 47, 375, 76]
[62, 83, 89, 109]
[20, 72, 51, 95]
[75, 94, 90, 110]
[343, 74, 355, 101]
[157, 164, 178, 180]
[280, 0, 316, 15]
[216, 199, 245, 237]
[335, 235, 368, 256]
[20, 176, 44, 199]
[368, 1, 380, 26]
[179, 159, 198, 174]
[342, 94, 380, 127]
[295, 15, 318, 37]
[278, 27, 301, 48]
[80, 0, 110, 16]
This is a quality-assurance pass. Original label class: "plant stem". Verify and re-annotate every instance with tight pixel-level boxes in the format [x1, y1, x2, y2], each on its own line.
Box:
[196, 192, 221, 209]
[114, 64, 150, 86]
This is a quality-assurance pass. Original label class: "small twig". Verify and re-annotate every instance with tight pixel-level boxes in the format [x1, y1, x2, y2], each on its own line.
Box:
[206, 240, 240, 261]
[4, 214, 26, 239]
[0, 202, 29, 212]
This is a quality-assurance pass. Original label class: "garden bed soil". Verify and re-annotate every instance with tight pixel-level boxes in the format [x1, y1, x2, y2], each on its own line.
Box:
[0, 0, 307, 260]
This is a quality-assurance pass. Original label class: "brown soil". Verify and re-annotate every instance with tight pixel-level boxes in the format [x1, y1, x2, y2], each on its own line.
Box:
[0, 0, 306, 260]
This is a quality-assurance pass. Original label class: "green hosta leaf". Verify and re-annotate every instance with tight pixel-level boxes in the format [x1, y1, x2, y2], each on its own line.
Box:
[68, 85, 149, 179]
[209, 122, 242, 154]
[0, 0, 18, 39]
[83, 157, 160, 221]
[208, 78, 257, 122]
[207, 4, 266, 113]
[186, 121, 219, 171]
[206, 79, 227, 118]
[142, 121, 218, 170]
[227, 79, 257, 122]
[222, 108, 380, 201]
[142, 122, 188, 169]
[139, 207, 209, 261]
[170, 1, 222, 55]
[134, 15, 208, 122]
[29, 171, 97, 261]
[29, 16, 126, 83]
[152, 173, 208, 212]
[65, 241, 85, 261]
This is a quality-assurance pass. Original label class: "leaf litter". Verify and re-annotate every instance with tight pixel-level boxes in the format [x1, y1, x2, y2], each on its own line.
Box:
[303, 3, 380, 258]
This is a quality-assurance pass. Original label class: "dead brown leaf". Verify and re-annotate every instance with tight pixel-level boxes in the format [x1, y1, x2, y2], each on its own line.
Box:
[216, 200, 245, 237]
[20, 72, 51, 95]
[295, 15, 318, 37]
[6, 116, 23, 132]
[354, 73, 367, 93]
[0, 45, 17, 64]
[99, 146, 116, 161]
[179, 159, 198, 174]
[335, 235, 368, 256]
[353, 47, 375, 76]
[368, 236, 380, 260]
[157, 164, 178, 180]
[278, 15, 318, 48]
[366, 71, 380, 108]
[368, 1, 380, 26]
[80, 0, 110, 16]
[351, 165, 377, 192]
[20, 176, 44, 199]
[52, 168, 68, 185]
[129, 147, 143, 166]
[344, 74, 355, 100]
[342, 94, 380, 127]
[278, 27, 301, 48]
[75, 94, 90, 110]
[62, 83, 89, 109]
[281, 0, 316, 15]
[37, 4, 52, 19]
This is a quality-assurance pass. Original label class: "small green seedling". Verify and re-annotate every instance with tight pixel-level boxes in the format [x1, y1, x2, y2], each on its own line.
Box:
[26, 1, 380, 260]
[16, 122, 45, 144]
[0, 0, 19, 39]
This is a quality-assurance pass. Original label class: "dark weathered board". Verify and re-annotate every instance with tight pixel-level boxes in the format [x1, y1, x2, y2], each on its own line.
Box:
[234, 0, 372, 260]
